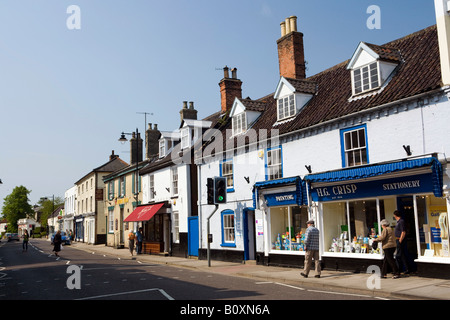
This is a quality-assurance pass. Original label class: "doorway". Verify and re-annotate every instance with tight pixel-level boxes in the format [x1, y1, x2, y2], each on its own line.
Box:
[243, 209, 256, 261]
[397, 196, 419, 260]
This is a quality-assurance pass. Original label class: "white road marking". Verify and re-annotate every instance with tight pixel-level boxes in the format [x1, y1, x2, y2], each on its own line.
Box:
[75, 288, 174, 300]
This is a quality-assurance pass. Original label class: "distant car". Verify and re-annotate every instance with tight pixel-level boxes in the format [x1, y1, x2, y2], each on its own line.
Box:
[51, 231, 71, 245]
[6, 233, 20, 242]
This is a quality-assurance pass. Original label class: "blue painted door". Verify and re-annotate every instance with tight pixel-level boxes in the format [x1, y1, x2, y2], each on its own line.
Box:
[188, 216, 199, 256]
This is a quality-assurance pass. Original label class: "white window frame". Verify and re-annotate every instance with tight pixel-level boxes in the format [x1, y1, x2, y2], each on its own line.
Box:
[232, 112, 246, 135]
[181, 128, 189, 149]
[342, 125, 368, 167]
[221, 158, 234, 191]
[108, 208, 114, 233]
[159, 139, 165, 158]
[171, 167, 178, 196]
[149, 175, 155, 201]
[352, 61, 380, 95]
[266, 146, 282, 180]
[277, 94, 295, 121]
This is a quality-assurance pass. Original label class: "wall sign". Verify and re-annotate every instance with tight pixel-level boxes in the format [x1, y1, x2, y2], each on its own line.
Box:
[264, 191, 298, 207]
[310, 173, 435, 202]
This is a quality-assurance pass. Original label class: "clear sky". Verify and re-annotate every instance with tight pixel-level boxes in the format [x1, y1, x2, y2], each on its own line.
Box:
[0, 0, 437, 210]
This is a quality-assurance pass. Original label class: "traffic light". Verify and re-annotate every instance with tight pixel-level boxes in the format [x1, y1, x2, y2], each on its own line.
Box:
[214, 177, 227, 204]
[207, 178, 214, 205]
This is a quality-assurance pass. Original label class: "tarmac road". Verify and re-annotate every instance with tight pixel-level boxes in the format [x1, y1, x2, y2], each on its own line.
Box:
[0, 239, 383, 302]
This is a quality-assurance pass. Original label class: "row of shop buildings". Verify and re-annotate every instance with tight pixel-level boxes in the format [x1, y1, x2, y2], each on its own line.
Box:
[61, 1, 450, 278]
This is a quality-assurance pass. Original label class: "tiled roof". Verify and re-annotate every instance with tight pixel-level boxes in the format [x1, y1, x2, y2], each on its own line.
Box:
[250, 25, 441, 137]
[364, 42, 403, 63]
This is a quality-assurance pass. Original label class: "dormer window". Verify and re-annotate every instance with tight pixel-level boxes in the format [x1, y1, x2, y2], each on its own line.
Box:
[159, 140, 165, 157]
[229, 98, 266, 136]
[277, 94, 295, 120]
[232, 112, 246, 135]
[273, 77, 316, 123]
[181, 128, 189, 149]
[353, 62, 379, 94]
[347, 42, 401, 97]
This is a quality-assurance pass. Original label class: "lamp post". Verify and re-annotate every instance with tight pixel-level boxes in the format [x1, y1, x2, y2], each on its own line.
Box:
[118, 128, 140, 204]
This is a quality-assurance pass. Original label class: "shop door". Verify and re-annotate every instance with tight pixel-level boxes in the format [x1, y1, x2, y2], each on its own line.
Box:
[243, 209, 256, 261]
[188, 216, 199, 257]
[397, 197, 418, 259]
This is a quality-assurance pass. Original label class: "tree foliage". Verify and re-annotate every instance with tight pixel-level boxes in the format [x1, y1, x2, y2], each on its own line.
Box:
[1, 186, 33, 232]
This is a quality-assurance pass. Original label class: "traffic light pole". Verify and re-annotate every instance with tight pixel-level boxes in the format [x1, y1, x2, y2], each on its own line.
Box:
[207, 204, 219, 267]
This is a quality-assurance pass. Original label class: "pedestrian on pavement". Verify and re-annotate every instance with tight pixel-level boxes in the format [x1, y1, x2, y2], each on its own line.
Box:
[22, 230, 29, 252]
[136, 227, 143, 254]
[393, 210, 416, 274]
[373, 219, 399, 279]
[53, 230, 62, 257]
[128, 230, 136, 256]
[301, 220, 321, 278]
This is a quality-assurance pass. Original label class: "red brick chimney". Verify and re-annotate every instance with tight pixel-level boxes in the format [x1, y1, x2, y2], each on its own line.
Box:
[219, 66, 242, 113]
[277, 16, 306, 79]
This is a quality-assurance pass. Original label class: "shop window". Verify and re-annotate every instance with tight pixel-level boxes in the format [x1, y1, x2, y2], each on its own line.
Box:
[341, 125, 369, 168]
[266, 146, 283, 181]
[270, 206, 308, 251]
[322, 199, 391, 254]
[173, 211, 179, 243]
[221, 210, 235, 247]
[417, 195, 449, 258]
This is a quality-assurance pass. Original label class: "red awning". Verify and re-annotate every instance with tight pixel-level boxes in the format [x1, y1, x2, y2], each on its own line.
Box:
[124, 203, 165, 222]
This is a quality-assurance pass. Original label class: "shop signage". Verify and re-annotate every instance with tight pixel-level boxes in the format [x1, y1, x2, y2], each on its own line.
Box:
[264, 191, 298, 207]
[310, 173, 434, 202]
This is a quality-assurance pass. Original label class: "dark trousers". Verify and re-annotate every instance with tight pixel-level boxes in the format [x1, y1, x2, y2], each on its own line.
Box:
[382, 247, 399, 276]
[395, 239, 415, 272]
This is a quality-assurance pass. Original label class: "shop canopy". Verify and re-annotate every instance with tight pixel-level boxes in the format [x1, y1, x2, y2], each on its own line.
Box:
[124, 203, 165, 222]
[304, 156, 443, 197]
[252, 176, 307, 208]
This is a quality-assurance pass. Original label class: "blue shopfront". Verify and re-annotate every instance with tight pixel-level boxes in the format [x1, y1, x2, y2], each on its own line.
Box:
[252, 176, 311, 267]
[304, 156, 450, 277]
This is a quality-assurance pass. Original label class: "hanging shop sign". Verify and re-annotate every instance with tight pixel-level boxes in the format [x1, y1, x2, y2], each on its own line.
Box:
[310, 173, 435, 202]
[264, 191, 298, 207]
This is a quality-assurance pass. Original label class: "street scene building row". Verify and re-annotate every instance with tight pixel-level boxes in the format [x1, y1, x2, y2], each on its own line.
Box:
[31, 1, 450, 278]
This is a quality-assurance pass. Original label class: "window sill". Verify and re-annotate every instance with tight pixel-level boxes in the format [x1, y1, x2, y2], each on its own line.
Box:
[220, 243, 236, 248]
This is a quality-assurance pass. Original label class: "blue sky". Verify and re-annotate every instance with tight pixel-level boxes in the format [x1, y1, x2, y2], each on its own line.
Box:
[0, 0, 437, 209]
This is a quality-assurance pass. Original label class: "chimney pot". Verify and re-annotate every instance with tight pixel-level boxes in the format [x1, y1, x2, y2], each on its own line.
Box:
[223, 66, 230, 78]
[183, 101, 188, 109]
[289, 16, 297, 32]
[285, 18, 291, 34]
[280, 21, 286, 37]
[148, 123, 152, 130]
[189, 101, 194, 109]
[231, 68, 237, 79]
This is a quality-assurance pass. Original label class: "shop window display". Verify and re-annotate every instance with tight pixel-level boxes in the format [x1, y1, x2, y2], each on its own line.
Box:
[323, 199, 391, 254]
[270, 206, 308, 251]
[417, 195, 449, 258]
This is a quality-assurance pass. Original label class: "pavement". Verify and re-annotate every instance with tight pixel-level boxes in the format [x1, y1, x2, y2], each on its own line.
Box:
[64, 241, 450, 300]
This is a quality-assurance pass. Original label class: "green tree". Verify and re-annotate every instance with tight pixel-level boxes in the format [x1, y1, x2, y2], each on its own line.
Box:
[37, 196, 64, 229]
[1, 186, 33, 233]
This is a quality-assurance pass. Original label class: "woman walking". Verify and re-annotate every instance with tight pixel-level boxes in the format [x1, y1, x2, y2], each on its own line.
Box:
[53, 230, 62, 257]
[373, 219, 400, 279]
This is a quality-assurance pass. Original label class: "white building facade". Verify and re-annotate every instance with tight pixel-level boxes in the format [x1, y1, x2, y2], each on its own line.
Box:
[195, 4, 450, 277]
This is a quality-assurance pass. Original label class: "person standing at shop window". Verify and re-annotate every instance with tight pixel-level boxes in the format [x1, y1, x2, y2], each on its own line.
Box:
[373, 219, 399, 279]
[393, 210, 416, 274]
[301, 220, 321, 278]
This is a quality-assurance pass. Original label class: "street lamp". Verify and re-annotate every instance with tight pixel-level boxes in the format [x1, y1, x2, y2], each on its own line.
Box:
[118, 128, 140, 204]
